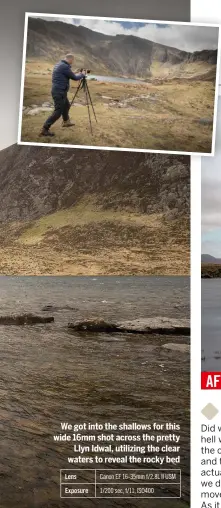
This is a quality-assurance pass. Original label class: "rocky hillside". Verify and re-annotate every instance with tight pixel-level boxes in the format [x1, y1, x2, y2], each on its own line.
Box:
[201, 254, 221, 278]
[0, 144, 190, 221]
[26, 17, 217, 79]
[0, 144, 190, 275]
[202, 264, 221, 278]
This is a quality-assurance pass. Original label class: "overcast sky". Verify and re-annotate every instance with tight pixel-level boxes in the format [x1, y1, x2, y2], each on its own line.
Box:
[39, 16, 219, 52]
[202, 100, 221, 257]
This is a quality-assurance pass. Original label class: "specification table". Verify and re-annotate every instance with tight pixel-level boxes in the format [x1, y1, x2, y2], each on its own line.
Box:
[60, 469, 181, 499]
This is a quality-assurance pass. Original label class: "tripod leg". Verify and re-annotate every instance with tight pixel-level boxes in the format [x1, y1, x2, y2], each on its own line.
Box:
[85, 81, 98, 123]
[86, 87, 93, 136]
[69, 80, 83, 108]
[84, 85, 93, 135]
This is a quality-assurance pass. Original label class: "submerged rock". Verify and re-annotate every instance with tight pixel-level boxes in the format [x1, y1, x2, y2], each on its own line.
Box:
[0, 314, 54, 325]
[68, 317, 190, 335]
[42, 305, 75, 312]
[161, 343, 190, 353]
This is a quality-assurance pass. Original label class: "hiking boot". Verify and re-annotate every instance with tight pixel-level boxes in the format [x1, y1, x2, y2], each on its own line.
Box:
[62, 119, 75, 127]
[39, 127, 55, 137]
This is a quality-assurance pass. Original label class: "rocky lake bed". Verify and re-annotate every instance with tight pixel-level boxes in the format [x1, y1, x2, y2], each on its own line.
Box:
[0, 276, 190, 507]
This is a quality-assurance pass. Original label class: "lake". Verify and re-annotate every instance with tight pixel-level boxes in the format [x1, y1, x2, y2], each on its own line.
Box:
[87, 74, 145, 84]
[202, 279, 221, 371]
[1, 276, 190, 507]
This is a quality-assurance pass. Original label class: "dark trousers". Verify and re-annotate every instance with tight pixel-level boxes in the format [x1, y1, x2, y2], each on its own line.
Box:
[44, 92, 70, 129]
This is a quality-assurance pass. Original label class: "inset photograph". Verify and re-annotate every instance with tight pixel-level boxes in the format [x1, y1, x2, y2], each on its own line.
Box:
[202, 98, 221, 372]
[18, 14, 220, 155]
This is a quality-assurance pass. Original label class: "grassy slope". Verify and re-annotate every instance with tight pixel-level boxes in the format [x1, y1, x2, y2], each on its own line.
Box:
[0, 200, 190, 275]
[151, 60, 214, 78]
[20, 62, 215, 153]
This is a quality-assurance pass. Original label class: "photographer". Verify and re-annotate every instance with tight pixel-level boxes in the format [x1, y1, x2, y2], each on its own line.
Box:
[40, 54, 86, 137]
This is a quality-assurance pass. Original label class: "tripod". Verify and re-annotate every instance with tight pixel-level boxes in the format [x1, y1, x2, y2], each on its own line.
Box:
[70, 77, 98, 135]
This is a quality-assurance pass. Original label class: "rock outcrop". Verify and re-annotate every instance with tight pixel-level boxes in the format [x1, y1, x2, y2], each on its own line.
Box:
[0, 145, 190, 222]
[68, 317, 190, 335]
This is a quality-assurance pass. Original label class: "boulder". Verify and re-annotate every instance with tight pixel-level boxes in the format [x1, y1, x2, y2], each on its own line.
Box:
[42, 102, 52, 107]
[26, 107, 53, 116]
[0, 314, 54, 325]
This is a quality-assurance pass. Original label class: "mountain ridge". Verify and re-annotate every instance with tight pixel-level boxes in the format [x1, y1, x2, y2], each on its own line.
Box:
[26, 17, 217, 78]
[202, 254, 221, 264]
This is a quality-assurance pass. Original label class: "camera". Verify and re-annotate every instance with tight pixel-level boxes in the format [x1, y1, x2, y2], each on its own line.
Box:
[80, 69, 91, 74]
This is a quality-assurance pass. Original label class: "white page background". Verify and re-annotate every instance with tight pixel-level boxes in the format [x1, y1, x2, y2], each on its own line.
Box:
[191, 2, 221, 506]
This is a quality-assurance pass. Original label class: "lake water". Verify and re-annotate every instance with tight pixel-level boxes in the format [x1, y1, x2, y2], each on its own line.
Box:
[0, 276, 189, 318]
[88, 74, 145, 84]
[202, 279, 221, 371]
[1, 276, 190, 507]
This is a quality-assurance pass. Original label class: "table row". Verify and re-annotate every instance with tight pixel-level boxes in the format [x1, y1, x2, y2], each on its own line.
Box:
[60, 483, 181, 498]
[61, 468, 181, 484]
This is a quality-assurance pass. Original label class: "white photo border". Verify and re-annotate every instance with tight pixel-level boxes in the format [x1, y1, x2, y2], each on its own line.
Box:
[17, 12, 221, 157]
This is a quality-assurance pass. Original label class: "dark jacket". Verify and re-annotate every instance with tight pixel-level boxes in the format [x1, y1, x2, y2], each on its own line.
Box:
[51, 60, 84, 94]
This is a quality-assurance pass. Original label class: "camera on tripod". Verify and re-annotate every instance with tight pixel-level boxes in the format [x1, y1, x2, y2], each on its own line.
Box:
[80, 69, 91, 75]
[70, 69, 97, 134]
